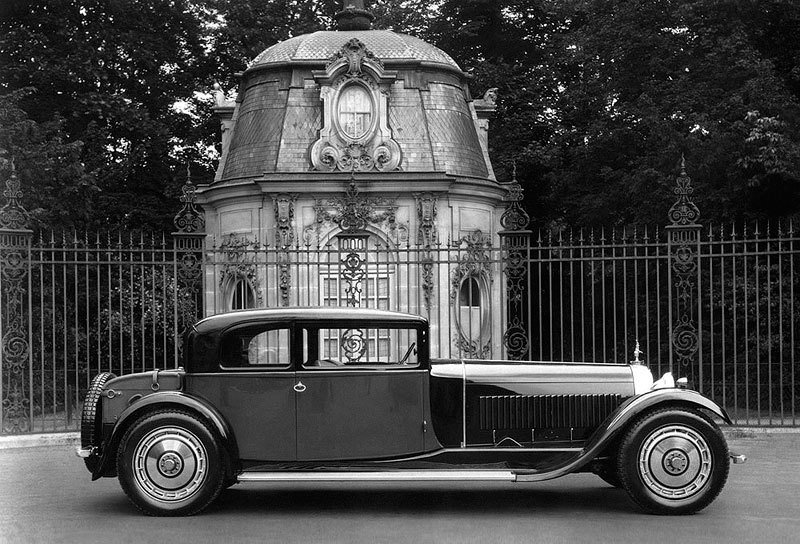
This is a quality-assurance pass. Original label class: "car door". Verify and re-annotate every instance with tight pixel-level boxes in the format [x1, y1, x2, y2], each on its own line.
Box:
[186, 322, 296, 461]
[294, 321, 426, 461]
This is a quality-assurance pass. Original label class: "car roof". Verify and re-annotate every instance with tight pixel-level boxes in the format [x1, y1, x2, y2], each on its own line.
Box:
[193, 307, 427, 334]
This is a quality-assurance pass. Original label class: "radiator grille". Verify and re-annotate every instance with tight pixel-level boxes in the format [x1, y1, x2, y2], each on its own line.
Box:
[478, 394, 623, 430]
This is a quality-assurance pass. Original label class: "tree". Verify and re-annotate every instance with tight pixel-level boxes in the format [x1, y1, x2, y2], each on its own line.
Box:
[0, 0, 217, 230]
[538, 0, 800, 226]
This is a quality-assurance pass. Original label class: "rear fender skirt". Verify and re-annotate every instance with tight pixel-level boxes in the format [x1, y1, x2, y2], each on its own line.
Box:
[92, 391, 238, 480]
[515, 388, 731, 482]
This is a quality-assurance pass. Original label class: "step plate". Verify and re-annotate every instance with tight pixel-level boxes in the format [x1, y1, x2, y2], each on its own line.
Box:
[238, 470, 517, 483]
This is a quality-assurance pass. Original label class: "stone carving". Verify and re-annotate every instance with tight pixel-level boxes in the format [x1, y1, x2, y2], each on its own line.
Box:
[311, 39, 402, 172]
[273, 194, 296, 306]
[218, 235, 262, 306]
[273, 194, 296, 249]
[304, 178, 407, 245]
[415, 193, 438, 311]
[326, 37, 384, 75]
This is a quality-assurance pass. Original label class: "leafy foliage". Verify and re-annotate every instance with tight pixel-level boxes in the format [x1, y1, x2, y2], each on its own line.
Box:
[2, 0, 799, 230]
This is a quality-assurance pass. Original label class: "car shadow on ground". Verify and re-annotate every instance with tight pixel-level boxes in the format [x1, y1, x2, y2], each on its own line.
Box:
[207, 481, 633, 516]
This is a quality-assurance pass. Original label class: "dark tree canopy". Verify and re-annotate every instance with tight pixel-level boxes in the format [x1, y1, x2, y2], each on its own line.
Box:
[1, 0, 799, 230]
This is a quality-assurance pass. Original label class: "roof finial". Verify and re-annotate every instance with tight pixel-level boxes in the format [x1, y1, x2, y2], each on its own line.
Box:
[335, 0, 374, 31]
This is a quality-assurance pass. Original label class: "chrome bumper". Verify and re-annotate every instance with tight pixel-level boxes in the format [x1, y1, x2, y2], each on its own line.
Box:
[75, 447, 94, 458]
[730, 453, 747, 464]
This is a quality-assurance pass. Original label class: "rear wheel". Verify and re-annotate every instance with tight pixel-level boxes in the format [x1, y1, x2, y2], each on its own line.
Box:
[595, 462, 622, 488]
[117, 409, 225, 516]
[617, 407, 729, 515]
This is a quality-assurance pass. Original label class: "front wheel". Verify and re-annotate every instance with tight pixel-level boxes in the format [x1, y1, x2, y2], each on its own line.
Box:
[117, 410, 225, 516]
[617, 407, 729, 515]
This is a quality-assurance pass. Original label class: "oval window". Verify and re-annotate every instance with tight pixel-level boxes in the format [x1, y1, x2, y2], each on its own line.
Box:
[337, 85, 373, 140]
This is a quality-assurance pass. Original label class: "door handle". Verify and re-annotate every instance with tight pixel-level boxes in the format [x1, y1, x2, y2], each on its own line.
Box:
[293, 381, 306, 393]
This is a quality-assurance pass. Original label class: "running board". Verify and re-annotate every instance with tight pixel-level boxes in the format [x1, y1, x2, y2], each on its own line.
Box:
[238, 470, 517, 483]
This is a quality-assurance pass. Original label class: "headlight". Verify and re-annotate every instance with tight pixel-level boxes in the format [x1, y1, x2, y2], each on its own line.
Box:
[631, 364, 654, 394]
[651, 372, 676, 390]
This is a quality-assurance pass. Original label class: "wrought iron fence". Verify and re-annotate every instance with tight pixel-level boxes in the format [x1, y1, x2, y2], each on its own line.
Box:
[0, 162, 798, 433]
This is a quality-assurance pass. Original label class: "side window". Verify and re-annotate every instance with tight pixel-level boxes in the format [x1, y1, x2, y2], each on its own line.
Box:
[220, 326, 290, 368]
[302, 326, 418, 368]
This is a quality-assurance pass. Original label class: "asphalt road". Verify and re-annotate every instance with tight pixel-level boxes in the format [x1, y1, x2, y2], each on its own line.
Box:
[0, 432, 798, 544]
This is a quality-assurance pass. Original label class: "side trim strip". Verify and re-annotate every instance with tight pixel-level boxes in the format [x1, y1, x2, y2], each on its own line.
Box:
[238, 470, 517, 483]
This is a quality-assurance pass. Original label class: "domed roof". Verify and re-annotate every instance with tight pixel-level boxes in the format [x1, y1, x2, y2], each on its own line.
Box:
[250, 30, 461, 72]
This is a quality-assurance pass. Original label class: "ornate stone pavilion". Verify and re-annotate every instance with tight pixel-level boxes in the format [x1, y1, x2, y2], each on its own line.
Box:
[196, 1, 524, 358]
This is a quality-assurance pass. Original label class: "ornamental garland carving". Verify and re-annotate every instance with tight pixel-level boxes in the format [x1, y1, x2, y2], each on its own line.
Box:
[303, 179, 408, 245]
[218, 235, 262, 306]
[310, 39, 402, 172]
[273, 194, 296, 306]
[415, 193, 439, 310]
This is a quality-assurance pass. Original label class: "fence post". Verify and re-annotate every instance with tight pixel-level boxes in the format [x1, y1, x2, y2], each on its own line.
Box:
[0, 162, 33, 433]
[499, 170, 531, 360]
[666, 158, 702, 383]
[172, 178, 206, 362]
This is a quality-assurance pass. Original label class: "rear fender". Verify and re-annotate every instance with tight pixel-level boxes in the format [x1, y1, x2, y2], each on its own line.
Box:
[516, 388, 731, 481]
[92, 391, 239, 480]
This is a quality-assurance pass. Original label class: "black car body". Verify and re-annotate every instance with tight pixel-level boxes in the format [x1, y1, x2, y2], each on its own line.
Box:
[78, 308, 744, 516]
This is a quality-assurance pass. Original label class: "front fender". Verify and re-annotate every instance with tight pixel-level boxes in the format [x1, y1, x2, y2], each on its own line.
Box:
[516, 388, 730, 482]
[92, 391, 239, 480]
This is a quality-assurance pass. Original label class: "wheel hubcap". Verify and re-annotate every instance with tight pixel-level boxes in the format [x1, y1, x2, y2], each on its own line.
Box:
[133, 426, 207, 503]
[638, 424, 712, 499]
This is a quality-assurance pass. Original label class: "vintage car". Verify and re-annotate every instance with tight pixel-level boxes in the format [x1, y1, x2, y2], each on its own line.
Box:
[78, 308, 745, 516]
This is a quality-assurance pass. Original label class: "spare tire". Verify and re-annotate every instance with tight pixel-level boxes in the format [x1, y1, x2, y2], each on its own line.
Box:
[81, 372, 116, 472]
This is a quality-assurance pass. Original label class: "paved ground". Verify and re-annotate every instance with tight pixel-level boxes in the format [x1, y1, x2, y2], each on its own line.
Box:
[0, 432, 798, 543]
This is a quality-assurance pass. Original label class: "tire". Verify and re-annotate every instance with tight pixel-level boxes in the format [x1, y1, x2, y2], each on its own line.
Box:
[80, 372, 116, 473]
[595, 463, 623, 488]
[117, 409, 225, 516]
[617, 407, 730, 515]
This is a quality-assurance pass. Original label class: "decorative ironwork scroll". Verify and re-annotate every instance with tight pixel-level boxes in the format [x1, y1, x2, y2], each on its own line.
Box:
[172, 174, 205, 334]
[340, 236, 367, 307]
[667, 158, 701, 377]
[0, 162, 32, 433]
[273, 194, 296, 306]
[415, 193, 438, 311]
[499, 167, 531, 360]
[450, 230, 492, 359]
[341, 328, 366, 362]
